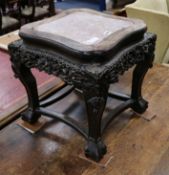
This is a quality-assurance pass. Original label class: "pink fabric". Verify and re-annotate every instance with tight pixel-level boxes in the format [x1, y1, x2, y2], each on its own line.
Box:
[0, 50, 58, 118]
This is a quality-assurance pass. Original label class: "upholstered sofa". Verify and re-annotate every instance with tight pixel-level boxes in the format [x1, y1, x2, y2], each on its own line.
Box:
[125, 0, 169, 63]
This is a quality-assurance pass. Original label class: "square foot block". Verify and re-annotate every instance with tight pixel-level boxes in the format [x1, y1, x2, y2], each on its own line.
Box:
[16, 116, 47, 134]
[132, 108, 157, 121]
[78, 150, 114, 168]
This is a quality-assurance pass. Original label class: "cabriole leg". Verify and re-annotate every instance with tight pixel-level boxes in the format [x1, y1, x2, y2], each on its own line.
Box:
[12, 62, 40, 123]
[83, 83, 109, 161]
[131, 56, 154, 114]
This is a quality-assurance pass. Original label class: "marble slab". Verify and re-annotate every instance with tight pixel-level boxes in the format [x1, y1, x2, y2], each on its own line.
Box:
[19, 9, 147, 53]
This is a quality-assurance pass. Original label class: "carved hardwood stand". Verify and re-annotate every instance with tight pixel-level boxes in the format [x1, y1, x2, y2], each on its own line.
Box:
[8, 9, 156, 161]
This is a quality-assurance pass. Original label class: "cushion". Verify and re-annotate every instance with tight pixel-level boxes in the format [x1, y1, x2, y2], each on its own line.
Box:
[2, 16, 19, 29]
[22, 5, 48, 17]
[35, 6, 49, 17]
[21, 7, 33, 16]
[135, 0, 168, 13]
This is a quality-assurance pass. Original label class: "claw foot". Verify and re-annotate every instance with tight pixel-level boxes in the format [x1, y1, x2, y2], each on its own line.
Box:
[85, 138, 107, 162]
[22, 108, 40, 124]
[132, 98, 148, 114]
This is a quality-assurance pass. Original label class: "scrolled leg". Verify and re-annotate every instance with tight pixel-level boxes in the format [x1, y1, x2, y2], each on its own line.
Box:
[12, 62, 40, 123]
[131, 50, 154, 114]
[83, 83, 109, 161]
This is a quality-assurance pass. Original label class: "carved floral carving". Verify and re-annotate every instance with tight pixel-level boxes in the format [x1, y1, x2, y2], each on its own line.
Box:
[9, 33, 156, 89]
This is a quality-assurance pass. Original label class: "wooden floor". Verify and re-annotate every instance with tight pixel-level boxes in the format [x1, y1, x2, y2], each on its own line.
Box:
[1, 65, 169, 175]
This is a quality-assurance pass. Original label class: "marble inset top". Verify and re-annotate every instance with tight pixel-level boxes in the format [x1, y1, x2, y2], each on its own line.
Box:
[19, 9, 147, 53]
[35, 12, 132, 45]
